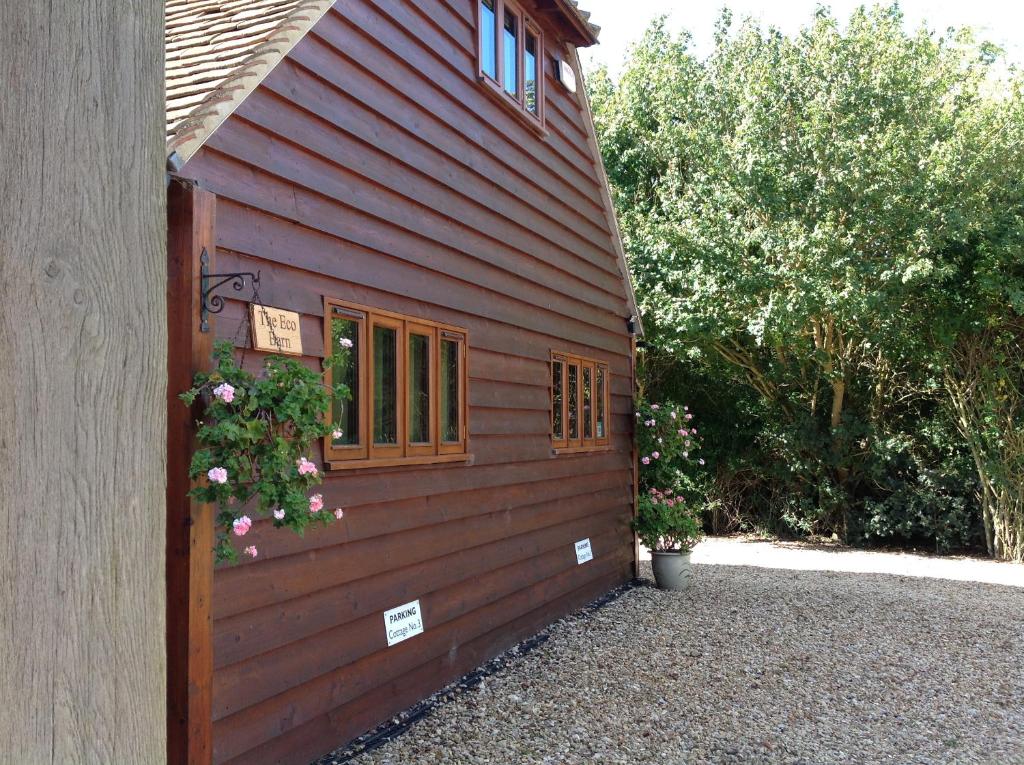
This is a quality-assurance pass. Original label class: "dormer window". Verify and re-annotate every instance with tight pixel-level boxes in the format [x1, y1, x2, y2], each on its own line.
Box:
[477, 0, 545, 129]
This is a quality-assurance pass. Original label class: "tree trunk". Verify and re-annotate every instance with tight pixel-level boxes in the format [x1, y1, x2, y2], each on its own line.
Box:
[830, 378, 846, 429]
[0, 2, 166, 762]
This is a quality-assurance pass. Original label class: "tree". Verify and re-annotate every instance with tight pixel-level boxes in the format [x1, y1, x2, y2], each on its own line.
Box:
[591, 6, 1024, 556]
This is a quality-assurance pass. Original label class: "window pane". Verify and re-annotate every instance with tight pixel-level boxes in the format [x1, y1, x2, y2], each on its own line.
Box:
[525, 32, 538, 114]
[503, 12, 518, 96]
[596, 366, 606, 439]
[373, 325, 398, 445]
[481, 0, 496, 79]
[331, 318, 360, 446]
[408, 333, 430, 444]
[567, 364, 578, 439]
[441, 339, 460, 442]
[583, 366, 593, 439]
[551, 360, 563, 439]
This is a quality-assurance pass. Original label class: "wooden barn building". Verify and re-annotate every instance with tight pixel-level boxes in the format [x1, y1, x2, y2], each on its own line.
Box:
[164, 0, 640, 762]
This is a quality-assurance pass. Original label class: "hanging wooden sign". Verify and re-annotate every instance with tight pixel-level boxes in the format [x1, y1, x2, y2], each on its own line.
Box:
[250, 304, 303, 355]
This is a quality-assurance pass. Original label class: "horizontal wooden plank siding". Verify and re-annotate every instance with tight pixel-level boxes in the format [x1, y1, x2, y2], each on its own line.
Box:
[177, 0, 635, 762]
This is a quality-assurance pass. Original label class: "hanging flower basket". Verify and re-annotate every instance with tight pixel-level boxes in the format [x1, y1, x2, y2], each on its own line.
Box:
[180, 340, 351, 563]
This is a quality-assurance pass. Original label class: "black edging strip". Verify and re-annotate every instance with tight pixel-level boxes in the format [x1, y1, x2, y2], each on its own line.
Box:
[312, 577, 648, 765]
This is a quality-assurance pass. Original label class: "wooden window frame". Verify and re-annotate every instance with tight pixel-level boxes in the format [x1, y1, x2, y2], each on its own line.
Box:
[475, 0, 546, 132]
[324, 297, 470, 470]
[369, 314, 405, 461]
[550, 350, 611, 454]
[406, 323, 437, 457]
[325, 304, 369, 462]
[595, 362, 610, 447]
[551, 354, 568, 449]
[438, 330, 468, 455]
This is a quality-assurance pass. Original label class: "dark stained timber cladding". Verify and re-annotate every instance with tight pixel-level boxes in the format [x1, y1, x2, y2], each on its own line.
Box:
[177, 0, 636, 762]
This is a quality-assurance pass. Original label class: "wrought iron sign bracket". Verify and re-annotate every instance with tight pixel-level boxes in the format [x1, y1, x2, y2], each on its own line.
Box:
[199, 248, 260, 332]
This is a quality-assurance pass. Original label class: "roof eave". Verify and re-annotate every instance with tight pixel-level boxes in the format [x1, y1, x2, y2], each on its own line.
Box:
[536, 0, 601, 48]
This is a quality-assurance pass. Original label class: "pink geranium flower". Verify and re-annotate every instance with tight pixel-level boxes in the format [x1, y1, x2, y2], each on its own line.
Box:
[309, 493, 324, 513]
[297, 457, 318, 477]
[243, 545, 258, 558]
[334, 508, 344, 519]
[213, 382, 235, 403]
[339, 337, 354, 349]
[273, 508, 285, 520]
[699, 459, 706, 466]
[208, 467, 228, 484]
[651, 404, 660, 410]
[332, 429, 344, 440]
[652, 451, 660, 459]
[641, 456, 651, 465]
[686, 413, 694, 420]
[232, 515, 252, 536]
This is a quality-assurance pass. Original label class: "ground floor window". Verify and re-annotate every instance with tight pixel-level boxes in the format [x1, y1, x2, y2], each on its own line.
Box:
[325, 297, 468, 468]
[550, 350, 610, 452]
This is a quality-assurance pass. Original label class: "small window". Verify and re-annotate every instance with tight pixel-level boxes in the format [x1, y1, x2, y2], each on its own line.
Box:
[407, 327, 433, 447]
[567, 363, 579, 442]
[551, 357, 565, 447]
[328, 307, 367, 459]
[480, 0, 497, 80]
[551, 351, 611, 453]
[524, 31, 539, 115]
[439, 331, 466, 454]
[476, 0, 544, 128]
[502, 11, 518, 97]
[325, 298, 469, 468]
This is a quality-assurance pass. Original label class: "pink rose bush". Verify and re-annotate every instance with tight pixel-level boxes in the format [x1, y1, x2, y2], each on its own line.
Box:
[635, 398, 704, 479]
[633, 396, 707, 552]
[180, 339, 353, 564]
[633, 487, 703, 552]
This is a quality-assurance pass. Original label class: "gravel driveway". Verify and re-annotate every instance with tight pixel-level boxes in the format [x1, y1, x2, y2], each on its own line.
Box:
[340, 537, 1024, 765]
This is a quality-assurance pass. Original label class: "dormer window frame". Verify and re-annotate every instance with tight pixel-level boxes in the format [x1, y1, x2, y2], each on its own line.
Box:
[476, 0, 547, 133]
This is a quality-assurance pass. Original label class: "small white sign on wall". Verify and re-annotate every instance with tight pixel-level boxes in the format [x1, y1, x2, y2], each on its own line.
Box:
[575, 538, 594, 564]
[384, 599, 424, 647]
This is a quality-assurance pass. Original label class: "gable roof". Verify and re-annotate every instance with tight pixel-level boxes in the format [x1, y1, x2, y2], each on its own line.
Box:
[166, 0, 336, 164]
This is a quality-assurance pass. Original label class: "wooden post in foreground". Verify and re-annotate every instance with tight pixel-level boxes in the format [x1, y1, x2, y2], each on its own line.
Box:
[0, 2, 167, 761]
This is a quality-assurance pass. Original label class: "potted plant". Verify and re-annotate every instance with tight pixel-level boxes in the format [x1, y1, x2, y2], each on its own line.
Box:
[633, 398, 706, 590]
[633, 487, 703, 590]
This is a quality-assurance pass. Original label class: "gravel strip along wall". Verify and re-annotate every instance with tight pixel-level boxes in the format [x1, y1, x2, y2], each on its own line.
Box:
[324, 539, 1024, 765]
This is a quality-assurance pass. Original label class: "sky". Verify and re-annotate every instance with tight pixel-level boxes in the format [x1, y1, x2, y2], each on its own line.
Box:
[578, 0, 1024, 76]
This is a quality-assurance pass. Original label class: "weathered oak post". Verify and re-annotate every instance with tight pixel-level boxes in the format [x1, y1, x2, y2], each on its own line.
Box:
[0, 1, 167, 761]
